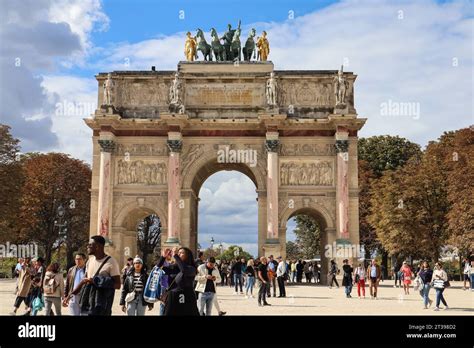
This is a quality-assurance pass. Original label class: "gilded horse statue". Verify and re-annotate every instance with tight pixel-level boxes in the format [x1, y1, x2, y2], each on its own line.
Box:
[210, 28, 226, 61]
[195, 28, 212, 61]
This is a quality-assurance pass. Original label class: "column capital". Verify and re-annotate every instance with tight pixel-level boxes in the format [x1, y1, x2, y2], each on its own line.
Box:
[265, 139, 280, 153]
[167, 139, 183, 153]
[334, 139, 349, 153]
[98, 139, 116, 153]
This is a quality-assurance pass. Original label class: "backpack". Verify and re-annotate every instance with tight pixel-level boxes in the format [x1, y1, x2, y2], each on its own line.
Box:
[44, 274, 59, 295]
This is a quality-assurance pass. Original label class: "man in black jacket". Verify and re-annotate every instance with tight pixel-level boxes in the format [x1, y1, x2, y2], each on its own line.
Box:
[231, 258, 243, 294]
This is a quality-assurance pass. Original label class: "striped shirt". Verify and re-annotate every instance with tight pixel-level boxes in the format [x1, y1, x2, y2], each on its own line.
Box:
[133, 273, 144, 293]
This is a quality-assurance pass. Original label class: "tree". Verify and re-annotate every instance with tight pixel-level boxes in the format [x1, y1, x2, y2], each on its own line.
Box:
[218, 245, 253, 262]
[0, 124, 23, 244]
[368, 155, 449, 261]
[292, 215, 321, 259]
[358, 136, 422, 273]
[286, 240, 302, 260]
[18, 153, 91, 266]
[137, 214, 161, 268]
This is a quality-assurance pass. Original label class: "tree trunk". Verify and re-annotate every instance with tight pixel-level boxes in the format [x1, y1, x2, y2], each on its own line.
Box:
[381, 249, 388, 279]
[66, 246, 75, 270]
[45, 245, 52, 266]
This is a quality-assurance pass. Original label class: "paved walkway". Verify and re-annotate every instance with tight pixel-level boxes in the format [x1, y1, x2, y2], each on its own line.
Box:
[1, 279, 472, 315]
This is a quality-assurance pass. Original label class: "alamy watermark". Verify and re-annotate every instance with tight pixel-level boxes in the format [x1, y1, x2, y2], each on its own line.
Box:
[217, 146, 258, 167]
[324, 242, 363, 259]
[0, 242, 38, 258]
[380, 99, 420, 120]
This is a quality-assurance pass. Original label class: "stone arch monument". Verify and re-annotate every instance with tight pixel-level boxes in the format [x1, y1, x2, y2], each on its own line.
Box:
[85, 61, 366, 271]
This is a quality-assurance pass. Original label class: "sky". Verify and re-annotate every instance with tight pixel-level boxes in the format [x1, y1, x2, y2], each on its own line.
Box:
[0, 0, 472, 256]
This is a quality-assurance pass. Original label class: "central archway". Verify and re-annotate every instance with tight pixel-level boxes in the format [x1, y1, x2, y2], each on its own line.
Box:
[180, 155, 267, 255]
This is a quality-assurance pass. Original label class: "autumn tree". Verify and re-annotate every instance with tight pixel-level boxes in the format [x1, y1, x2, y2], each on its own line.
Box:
[0, 124, 23, 243]
[218, 245, 253, 262]
[18, 153, 91, 266]
[358, 136, 421, 272]
[286, 240, 303, 260]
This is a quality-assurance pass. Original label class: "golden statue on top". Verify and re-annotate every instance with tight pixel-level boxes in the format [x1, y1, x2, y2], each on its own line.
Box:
[184, 32, 197, 61]
[184, 24, 270, 62]
[256, 31, 270, 61]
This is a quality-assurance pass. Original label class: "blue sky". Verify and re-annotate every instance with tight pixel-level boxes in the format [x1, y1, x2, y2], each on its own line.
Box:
[1, 0, 472, 256]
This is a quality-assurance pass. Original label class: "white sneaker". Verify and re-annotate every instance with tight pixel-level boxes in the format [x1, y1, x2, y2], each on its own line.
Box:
[393, 285, 396, 288]
[245, 295, 249, 299]
[9, 311, 16, 316]
[434, 307, 439, 311]
[444, 306, 449, 310]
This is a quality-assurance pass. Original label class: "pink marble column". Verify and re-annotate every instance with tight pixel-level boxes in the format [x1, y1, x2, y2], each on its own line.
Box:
[266, 140, 280, 240]
[97, 140, 115, 238]
[166, 140, 182, 243]
[335, 137, 349, 239]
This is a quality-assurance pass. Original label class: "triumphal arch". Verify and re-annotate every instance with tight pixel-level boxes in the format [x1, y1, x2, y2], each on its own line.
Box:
[85, 27, 365, 276]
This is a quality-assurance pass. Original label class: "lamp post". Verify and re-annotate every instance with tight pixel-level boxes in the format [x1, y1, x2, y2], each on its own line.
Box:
[219, 243, 223, 255]
[54, 204, 68, 269]
[210, 237, 215, 250]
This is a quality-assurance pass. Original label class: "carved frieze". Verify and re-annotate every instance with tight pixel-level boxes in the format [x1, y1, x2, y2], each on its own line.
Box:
[279, 143, 336, 156]
[280, 160, 333, 186]
[115, 143, 167, 157]
[116, 159, 167, 185]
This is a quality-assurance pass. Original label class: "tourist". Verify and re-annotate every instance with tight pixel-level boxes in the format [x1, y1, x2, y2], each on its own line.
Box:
[328, 260, 339, 289]
[120, 256, 153, 315]
[400, 261, 413, 295]
[418, 261, 433, 309]
[121, 257, 134, 281]
[220, 262, 228, 286]
[312, 262, 320, 284]
[158, 249, 172, 315]
[392, 261, 402, 288]
[245, 259, 256, 298]
[32, 257, 45, 285]
[63, 253, 86, 315]
[470, 261, 474, 291]
[462, 257, 471, 290]
[303, 261, 312, 283]
[267, 255, 278, 297]
[296, 260, 304, 283]
[232, 258, 244, 294]
[367, 259, 381, 299]
[195, 257, 221, 316]
[276, 256, 287, 298]
[354, 263, 366, 298]
[156, 247, 199, 316]
[432, 262, 449, 311]
[13, 258, 23, 294]
[290, 261, 297, 283]
[257, 256, 270, 306]
[43, 262, 65, 316]
[342, 259, 353, 298]
[10, 258, 32, 315]
[228, 261, 234, 287]
[195, 251, 205, 267]
[67, 235, 121, 316]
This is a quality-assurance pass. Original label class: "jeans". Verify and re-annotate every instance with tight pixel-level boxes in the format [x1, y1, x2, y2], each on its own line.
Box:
[419, 283, 431, 307]
[471, 274, 474, 290]
[258, 281, 268, 304]
[234, 274, 243, 292]
[435, 288, 447, 308]
[245, 276, 255, 295]
[344, 284, 353, 296]
[127, 296, 146, 316]
[68, 295, 81, 316]
[159, 286, 166, 315]
[291, 271, 296, 283]
[44, 297, 62, 316]
[198, 292, 215, 316]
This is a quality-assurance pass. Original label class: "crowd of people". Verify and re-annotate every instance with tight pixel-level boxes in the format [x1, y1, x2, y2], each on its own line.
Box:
[9, 237, 474, 316]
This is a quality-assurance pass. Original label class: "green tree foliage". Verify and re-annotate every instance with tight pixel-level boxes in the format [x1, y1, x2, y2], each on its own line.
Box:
[293, 215, 320, 259]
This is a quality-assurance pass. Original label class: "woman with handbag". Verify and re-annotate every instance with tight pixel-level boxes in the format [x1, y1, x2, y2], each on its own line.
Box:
[432, 262, 449, 311]
[354, 263, 366, 298]
[156, 247, 199, 316]
[417, 261, 433, 309]
[120, 256, 153, 316]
